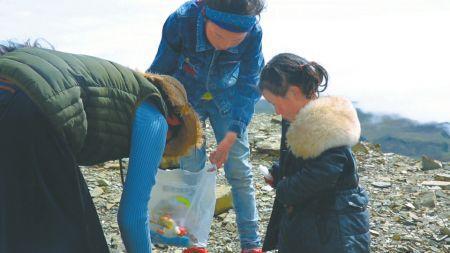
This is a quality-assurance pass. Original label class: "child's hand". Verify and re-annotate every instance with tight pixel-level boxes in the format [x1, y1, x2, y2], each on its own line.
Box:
[210, 132, 236, 168]
[258, 165, 275, 188]
[264, 176, 275, 188]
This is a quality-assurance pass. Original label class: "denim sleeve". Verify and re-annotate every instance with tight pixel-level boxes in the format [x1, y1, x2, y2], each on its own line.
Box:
[117, 102, 168, 253]
[147, 12, 182, 75]
[229, 29, 264, 136]
[276, 149, 347, 207]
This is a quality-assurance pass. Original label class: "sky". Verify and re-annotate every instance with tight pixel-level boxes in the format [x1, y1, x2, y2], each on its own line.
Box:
[1, 0, 449, 123]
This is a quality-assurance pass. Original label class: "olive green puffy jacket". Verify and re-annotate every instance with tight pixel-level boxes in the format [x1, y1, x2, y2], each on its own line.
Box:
[0, 47, 167, 165]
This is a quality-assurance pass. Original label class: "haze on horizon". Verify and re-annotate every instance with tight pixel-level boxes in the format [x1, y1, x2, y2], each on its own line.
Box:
[1, 0, 449, 123]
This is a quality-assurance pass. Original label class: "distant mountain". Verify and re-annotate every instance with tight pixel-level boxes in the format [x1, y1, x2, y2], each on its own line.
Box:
[357, 110, 450, 161]
[254, 98, 275, 114]
[254, 99, 450, 161]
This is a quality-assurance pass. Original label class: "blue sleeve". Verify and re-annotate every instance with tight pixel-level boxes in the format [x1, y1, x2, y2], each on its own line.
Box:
[118, 101, 168, 253]
[229, 28, 264, 136]
[147, 12, 182, 75]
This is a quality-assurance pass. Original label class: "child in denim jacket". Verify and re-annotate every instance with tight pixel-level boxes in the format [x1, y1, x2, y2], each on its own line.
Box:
[149, 1, 265, 252]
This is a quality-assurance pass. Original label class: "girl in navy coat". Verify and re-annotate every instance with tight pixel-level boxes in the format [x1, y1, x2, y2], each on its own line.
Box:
[259, 53, 370, 253]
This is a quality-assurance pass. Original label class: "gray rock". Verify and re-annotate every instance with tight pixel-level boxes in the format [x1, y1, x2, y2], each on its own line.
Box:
[91, 187, 104, 198]
[441, 226, 450, 237]
[422, 180, 450, 190]
[270, 115, 282, 124]
[404, 202, 415, 210]
[434, 173, 450, 182]
[255, 139, 280, 156]
[371, 181, 392, 188]
[98, 179, 111, 187]
[352, 142, 370, 154]
[422, 156, 443, 170]
[414, 191, 437, 208]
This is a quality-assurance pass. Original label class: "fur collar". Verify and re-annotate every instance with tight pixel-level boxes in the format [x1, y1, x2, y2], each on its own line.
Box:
[286, 96, 360, 159]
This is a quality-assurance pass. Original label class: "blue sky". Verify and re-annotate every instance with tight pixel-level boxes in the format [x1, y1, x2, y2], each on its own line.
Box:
[1, 0, 449, 122]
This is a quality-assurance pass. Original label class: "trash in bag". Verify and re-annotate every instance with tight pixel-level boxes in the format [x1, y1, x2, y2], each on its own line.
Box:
[148, 164, 216, 248]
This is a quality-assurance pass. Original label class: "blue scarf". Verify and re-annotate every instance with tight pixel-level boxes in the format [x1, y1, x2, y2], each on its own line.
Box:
[204, 6, 257, 33]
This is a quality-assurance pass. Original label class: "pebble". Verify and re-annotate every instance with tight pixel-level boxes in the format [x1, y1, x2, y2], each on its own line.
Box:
[371, 181, 392, 188]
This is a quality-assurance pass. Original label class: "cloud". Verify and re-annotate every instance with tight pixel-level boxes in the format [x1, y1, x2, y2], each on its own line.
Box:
[1, 0, 449, 123]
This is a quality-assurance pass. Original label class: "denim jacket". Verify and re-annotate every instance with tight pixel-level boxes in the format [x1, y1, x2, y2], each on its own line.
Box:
[148, 0, 264, 136]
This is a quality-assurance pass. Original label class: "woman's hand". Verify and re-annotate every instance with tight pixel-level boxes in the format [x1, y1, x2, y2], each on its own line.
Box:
[209, 131, 237, 168]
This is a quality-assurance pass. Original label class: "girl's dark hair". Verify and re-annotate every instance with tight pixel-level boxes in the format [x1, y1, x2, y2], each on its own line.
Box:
[0, 39, 54, 56]
[259, 53, 328, 99]
[205, 0, 265, 16]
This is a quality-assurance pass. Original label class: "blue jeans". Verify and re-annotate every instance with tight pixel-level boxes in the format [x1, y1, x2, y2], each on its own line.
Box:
[180, 101, 261, 249]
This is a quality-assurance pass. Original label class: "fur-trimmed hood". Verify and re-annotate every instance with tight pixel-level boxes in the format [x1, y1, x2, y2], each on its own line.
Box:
[144, 73, 203, 160]
[286, 96, 360, 159]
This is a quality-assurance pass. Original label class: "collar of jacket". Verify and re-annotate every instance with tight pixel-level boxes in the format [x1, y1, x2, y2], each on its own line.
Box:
[286, 96, 360, 160]
[195, 11, 239, 54]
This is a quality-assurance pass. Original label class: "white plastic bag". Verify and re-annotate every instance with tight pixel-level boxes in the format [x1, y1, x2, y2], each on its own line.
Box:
[148, 164, 216, 248]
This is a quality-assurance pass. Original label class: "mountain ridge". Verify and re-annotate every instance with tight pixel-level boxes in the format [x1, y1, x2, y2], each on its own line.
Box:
[255, 99, 450, 161]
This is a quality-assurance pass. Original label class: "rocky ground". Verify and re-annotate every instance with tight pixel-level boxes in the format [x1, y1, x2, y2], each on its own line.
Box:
[81, 113, 450, 253]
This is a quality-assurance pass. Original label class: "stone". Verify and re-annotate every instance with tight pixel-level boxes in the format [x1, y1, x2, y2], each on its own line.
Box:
[104, 162, 120, 170]
[441, 227, 450, 237]
[393, 233, 402, 241]
[224, 245, 234, 253]
[255, 138, 280, 156]
[434, 173, 450, 182]
[370, 229, 380, 236]
[404, 202, 415, 210]
[352, 142, 370, 154]
[261, 185, 273, 192]
[421, 181, 450, 190]
[421, 156, 443, 170]
[215, 185, 233, 216]
[97, 179, 111, 187]
[371, 181, 392, 188]
[435, 190, 447, 199]
[373, 143, 382, 153]
[271, 115, 282, 124]
[408, 212, 420, 221]
[91, 187, 104, 197]
[414, 191, 437, 208]
[217, 213, 228, 220]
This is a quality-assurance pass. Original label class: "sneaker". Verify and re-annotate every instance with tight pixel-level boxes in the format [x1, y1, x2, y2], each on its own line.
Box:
[241, 248, 263, 253]
[183, 247, 208, 253]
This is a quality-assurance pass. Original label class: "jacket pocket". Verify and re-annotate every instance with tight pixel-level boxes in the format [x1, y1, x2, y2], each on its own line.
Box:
[336, 189, 371, 252]
[213, 54, 240, 89]
[178, 56, 198, 78]
[214, 63, 238, 89]
[335, 187, 369, 214]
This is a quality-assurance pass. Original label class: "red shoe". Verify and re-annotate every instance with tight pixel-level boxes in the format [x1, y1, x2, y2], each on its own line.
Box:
[241, 248, 263, 253]
[183, 247, 208, 253]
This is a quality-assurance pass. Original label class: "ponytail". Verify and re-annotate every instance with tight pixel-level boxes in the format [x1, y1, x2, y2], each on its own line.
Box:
[260, 53, 328, 98]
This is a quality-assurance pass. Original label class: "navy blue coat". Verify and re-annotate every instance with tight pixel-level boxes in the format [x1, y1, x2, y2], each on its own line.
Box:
[262, 97, 370, 253]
